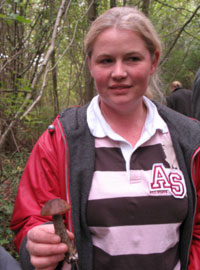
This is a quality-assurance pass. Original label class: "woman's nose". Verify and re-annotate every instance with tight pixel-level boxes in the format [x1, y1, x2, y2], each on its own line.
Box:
[111, 61, 127, 79]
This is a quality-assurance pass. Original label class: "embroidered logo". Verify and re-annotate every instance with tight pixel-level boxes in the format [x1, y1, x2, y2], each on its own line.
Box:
[150, 163, 186, 199]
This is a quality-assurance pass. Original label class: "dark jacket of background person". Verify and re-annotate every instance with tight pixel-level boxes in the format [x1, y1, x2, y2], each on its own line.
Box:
[166, 87, 192, 117]
[0, 246, 22, 270]
[192, 68, 200, 120]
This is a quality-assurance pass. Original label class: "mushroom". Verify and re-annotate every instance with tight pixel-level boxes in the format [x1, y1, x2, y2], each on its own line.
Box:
[41, 198, 78, 264]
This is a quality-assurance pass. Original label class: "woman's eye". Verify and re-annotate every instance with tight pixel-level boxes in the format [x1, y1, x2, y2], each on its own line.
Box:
[128, 56, 140, 62]
[100, 58, 113, 64]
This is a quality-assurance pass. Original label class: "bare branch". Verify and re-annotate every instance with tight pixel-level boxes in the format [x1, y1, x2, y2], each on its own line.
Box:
[50, 0, 95, 71]
[21, 63, 50, 119]
[19, 0, 68, 119]
[30, 0, 67, 90]
[0, 0, 68, 150]
[0, 0, 6, 9]
[160, 5, 200, 65]
[164, 37, 195, 94]
[154, 0, 194, 13]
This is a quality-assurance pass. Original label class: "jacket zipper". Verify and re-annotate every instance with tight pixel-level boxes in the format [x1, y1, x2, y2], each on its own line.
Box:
[57, 118, 73, 233]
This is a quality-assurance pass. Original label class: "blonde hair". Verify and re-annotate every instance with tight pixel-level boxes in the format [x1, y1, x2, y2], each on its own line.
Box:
[85, 7, 161, 58]
[84, 7, 164, 101]
[145, 87, 154, 100]
[170, 81, 182, 92]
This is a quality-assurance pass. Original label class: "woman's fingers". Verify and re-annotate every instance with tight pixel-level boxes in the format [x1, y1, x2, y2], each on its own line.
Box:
[31, 253, 64, 269]
[26, 224, 69, 270]
[27, 224, 60, 244]
[27, 241, 68, 257]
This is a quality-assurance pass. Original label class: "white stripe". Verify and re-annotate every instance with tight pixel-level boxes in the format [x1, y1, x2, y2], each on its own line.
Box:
[94, 132, 171, 148]
[173, 261, 181, 270]
[95, 137, 120, 148]
[89, 223, 180, 256]
[88, 170, 172, 200]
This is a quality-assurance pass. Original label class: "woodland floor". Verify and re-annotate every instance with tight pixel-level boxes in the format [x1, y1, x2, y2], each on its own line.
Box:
[0, 151, 29, 259]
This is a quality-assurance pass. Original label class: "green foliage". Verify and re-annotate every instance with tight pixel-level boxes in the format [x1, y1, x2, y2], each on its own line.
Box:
[149, 0, 200, 93]
[0, 13, 31, 23]
[0, 199, 15, 246]
[0, 151, 29, 258]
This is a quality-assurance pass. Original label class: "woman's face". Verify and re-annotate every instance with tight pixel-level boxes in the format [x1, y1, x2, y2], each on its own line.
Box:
[87, 27, 159, 114]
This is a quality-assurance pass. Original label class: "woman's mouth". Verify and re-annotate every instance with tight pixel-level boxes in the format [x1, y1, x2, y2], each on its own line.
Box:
[109, 84, 131, 90]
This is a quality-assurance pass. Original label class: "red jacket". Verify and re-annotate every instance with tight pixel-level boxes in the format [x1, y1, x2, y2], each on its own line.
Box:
[10, 116, 72, 250]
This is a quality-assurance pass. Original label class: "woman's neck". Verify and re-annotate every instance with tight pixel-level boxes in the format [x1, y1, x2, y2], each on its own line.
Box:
[99, 100, 147, 147]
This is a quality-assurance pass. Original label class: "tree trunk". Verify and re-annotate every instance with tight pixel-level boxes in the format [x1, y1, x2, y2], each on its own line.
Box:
[123, 0, 127, 6]
[142, 0, 150, 16]
[0, 0, 68, 151]
[0, 120, 17, 153]
[110, 0, 116, 8]
[85, 64, 94, 104]
[84, 0, 98, 104]
[51, 50, 59, 117]
[88, 0, 97, 22]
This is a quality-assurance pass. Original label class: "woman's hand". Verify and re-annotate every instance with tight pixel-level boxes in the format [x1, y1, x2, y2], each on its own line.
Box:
[26, 224, 69, 270]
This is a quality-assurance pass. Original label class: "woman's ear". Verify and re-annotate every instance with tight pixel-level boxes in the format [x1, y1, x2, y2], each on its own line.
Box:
[151, 50, 160, 75]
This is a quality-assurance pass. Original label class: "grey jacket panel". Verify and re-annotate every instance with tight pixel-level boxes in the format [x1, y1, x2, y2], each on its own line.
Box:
[19, 236, 34, 270]
[59, 104, 95, 270]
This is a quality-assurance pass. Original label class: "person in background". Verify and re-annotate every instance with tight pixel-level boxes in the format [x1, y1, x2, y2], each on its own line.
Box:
[192, 68, 200, 120]
[166, 80, 192, 116]
[10, 6, 200, 270]
[170, 80, 182, 90]
[0, 246, 22, 270]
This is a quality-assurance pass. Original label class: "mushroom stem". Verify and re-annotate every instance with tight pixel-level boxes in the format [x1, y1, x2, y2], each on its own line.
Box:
[41, 198, 78, 264]
[52, 214, 78, 264]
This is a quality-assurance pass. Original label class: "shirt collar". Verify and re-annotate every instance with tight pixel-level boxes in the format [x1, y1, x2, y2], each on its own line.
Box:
[87, 95, 168, 139]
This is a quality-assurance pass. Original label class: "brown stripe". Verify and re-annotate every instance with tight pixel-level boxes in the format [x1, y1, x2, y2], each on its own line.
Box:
[131, 144, 170, 170]
[87, 196, 188, 227]
[95, 147, 125, 171]
[95, 144, 170, 171]
[92, 243, 179, 270]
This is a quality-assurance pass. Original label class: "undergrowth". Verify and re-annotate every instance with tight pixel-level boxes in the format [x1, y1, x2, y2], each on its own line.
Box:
[0, 150, 30, 259]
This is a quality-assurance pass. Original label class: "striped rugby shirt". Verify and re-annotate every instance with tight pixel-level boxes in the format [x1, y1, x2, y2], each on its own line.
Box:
[86, 95, 188, 270]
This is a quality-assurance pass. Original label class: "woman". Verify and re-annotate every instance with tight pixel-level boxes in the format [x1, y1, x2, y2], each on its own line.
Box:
[166, 80, 192, 117]
[10, 7, 200, 270]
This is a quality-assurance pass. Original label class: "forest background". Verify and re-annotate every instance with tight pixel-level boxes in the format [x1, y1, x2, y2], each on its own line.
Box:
[0, 0, 200, 259]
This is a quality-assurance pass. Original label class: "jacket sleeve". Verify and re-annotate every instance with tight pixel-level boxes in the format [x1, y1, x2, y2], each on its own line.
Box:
[0, 246, 22, 270]
[188, 149, 200, 270]
[9, 119, 68, 252]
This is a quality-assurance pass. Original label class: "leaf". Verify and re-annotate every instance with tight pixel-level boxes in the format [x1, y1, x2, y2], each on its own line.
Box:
[15, 15, 31, 24]
[0, 239, 9, 245]
[0, 14, 7, 19]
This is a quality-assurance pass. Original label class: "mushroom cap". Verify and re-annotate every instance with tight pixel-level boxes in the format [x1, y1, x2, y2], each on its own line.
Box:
[41, 198, 71, 216]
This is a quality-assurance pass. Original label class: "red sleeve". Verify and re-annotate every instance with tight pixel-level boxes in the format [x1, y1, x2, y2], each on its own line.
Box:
[188, 150, 200, 270]
[9, 120, 67, 252]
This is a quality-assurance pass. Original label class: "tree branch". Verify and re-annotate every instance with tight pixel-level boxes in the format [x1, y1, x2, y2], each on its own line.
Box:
[0, 0, 68, 151]
[49, 0, 95, 71]
[160, 5, 200, 65]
